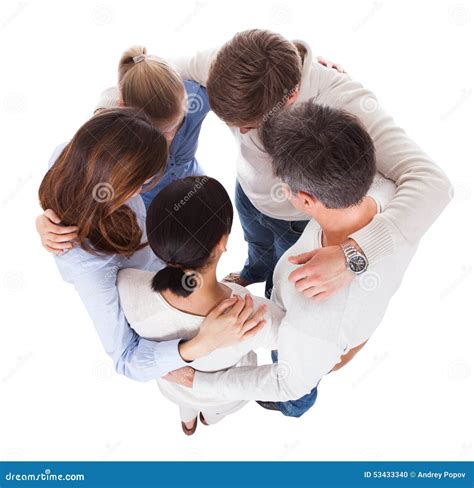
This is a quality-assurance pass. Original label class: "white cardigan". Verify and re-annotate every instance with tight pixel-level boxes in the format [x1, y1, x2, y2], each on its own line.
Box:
[117, 273, 282, 409]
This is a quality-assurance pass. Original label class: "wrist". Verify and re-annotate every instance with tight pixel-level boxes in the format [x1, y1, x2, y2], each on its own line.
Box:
[178, 335, 212, 362]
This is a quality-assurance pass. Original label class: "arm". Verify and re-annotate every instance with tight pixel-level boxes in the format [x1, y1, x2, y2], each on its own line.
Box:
[170, 48, 218, 86]
[71, 263, 187, 381]
[193, 320, 342, 402]
[289, 68, 451, 299]
[319, 68, 452, 261]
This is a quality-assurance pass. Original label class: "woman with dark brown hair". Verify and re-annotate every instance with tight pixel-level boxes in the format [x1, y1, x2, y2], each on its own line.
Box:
[38, 108, 266, 383]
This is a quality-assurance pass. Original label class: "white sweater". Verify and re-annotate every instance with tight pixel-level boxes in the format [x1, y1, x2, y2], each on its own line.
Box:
[117, 272, 282, 408]
[194, 176, 419, 402]
[171, 41, 451, 263]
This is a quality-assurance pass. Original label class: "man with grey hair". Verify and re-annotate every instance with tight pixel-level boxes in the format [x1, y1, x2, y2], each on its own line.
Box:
[168, 101, 426, 417]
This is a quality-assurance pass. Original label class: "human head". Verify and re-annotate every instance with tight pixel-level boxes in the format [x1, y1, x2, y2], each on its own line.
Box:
[207, 29, 302, 133]
[261, 101, 376, 213]
[146, 176, 233, 297]
[39, 108, 168, 256]
[118, 45, 186, 140]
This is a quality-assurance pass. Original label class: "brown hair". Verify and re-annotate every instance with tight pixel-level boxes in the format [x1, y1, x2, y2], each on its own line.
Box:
[38, 108, 168, 256]
[118, 45, 185, 126]
[207, 29, 303, 126]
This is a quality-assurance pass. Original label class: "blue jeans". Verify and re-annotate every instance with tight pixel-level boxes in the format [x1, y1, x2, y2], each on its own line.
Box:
[235, 182, 308, 298]
[257, 351, 319, 418]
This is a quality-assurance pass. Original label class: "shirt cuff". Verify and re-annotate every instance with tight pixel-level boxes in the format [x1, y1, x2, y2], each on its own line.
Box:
[149, 338, 187, 376]
[349, 215, 396, 264]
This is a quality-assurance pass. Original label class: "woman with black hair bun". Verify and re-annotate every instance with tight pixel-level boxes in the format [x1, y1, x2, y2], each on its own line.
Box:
[118, 177, 283, 435]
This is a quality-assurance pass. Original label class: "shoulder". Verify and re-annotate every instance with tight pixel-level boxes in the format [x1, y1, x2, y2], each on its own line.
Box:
[183, 80, 210, 115]
[48, 142, 68, 169]
[368, 173, 396, 211]
[117, 268, 158, 323]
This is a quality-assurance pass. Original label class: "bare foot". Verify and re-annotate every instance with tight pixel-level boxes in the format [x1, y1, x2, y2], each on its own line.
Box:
[223, 272, 252, 287]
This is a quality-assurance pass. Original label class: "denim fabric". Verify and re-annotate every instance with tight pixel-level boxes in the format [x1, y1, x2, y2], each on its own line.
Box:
[235, 182, 308, 297]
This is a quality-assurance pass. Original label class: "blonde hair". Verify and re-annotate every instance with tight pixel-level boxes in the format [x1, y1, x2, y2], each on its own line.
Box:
[118, 45, 185, 125]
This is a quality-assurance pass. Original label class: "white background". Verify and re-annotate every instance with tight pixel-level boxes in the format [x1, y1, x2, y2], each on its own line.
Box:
[0, 0, 473, 461]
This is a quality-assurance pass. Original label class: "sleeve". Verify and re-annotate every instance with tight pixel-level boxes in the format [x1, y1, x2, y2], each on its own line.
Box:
[169, 47, 219, 86]
[316, 68, 452, 262]
[193, 316, 342, 402]
[69, 262, 187, 382]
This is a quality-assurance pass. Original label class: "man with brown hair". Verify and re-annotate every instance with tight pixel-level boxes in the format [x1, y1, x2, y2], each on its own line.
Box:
[172, 29, 451, 299]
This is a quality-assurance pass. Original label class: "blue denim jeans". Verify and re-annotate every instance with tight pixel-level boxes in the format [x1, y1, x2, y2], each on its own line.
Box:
[257, 351, 319, 417]
[235, 182, 308, 298]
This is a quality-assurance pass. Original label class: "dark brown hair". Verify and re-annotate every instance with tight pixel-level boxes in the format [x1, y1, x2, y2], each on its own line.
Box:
[146, 177, 233, 297]
[39, 108, 168, 256]
[118, 45, 185, 126]
[207, 29, 303, 126]
[261, 101, 376, 208]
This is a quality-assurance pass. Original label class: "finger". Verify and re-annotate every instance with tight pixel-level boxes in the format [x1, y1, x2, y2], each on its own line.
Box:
[44, 239, 74, 251]
[242, 320, 266, 340]
[293, 276, 323, 293]
[44, 209, 62, 225]
[302, 286, 326, 299]
[206, 296, 238, 319]
[236, 294, 254, 324]
[313, 291, 332, 302]
[46, 232, 78, 243]
[288, 251, 315, 266]
[46, 223, 79, 235]
[240, 304, 267, 334]
[288, 262, 318, 284]
[225, 295, 246, 318]
[43, 244, 65, 255]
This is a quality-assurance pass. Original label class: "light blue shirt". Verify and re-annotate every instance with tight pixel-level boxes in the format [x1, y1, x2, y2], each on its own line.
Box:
[53, 193, 186, 381]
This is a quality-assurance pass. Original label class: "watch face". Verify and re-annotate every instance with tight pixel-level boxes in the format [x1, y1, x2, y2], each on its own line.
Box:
[349, 254, 367, 274]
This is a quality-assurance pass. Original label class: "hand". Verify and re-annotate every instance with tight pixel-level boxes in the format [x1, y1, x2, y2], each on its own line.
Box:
[178, 295, 267, 361]
[316, 56, 346, 73]
[36, 209, 78, 254]
[288, 245, 353, 301]
[163, 366, 195, 388]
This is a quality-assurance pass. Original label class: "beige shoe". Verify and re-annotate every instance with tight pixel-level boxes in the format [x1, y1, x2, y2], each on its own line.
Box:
[222, 272, 251, 287]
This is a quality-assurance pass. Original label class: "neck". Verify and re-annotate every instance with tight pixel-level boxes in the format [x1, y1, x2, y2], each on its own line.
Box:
[162, 265, 230, 316]
[311, 196, 377, 247]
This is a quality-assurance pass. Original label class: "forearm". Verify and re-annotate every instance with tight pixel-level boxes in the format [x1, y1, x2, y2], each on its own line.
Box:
[169, 47, 218, 86]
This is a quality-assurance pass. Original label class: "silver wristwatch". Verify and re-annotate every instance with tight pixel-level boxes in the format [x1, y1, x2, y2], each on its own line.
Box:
[341, 242, 368, 275]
